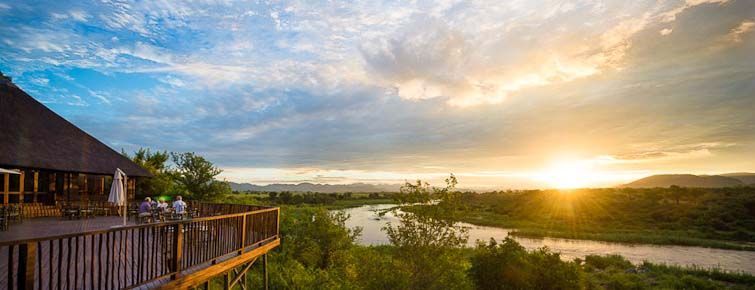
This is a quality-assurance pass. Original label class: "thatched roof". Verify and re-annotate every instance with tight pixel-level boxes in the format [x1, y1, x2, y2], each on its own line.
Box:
[0, 82, 151, 177]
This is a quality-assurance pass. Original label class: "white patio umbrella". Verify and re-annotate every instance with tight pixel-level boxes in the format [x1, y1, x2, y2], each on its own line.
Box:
[0, 168, 21, 174]
[108, 168, 128, 226]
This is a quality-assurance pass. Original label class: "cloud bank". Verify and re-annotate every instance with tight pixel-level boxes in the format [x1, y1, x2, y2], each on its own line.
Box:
[0, 0, 753, 188]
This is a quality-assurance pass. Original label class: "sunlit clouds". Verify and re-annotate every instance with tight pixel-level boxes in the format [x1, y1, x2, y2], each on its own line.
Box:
[0, 0, 753, 188]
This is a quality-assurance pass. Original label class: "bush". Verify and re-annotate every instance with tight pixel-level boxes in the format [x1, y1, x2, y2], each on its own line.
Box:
[470, 238, 582, 290]
[584, 255, 634, 271]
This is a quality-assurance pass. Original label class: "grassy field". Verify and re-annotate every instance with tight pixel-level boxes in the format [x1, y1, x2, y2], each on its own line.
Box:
[223, 191, 394, 210]
[425, 208, 755, 251]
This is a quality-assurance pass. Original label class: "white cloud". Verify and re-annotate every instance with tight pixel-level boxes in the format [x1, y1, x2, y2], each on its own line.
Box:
[51, 10, 89, 22]
[726, 21, 754, 43]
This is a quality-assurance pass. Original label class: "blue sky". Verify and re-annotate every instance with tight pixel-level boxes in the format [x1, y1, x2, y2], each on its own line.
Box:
[1, 0, 753, 188]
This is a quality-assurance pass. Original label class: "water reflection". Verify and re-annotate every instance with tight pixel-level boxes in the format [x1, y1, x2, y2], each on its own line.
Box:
[338, 204, 755, 275]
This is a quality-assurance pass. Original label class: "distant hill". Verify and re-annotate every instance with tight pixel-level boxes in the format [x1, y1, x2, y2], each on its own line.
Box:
[228, 182, 401, 193]
[623, 174, 751, 188]
[720, 173, 755, 185]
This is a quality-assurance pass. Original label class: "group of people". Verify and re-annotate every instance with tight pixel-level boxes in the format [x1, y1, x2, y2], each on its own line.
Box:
[137, 195, 187, 221]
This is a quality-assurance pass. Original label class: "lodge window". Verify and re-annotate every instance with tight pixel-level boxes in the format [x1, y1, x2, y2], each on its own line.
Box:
[87, 174, 103, 195]
[55, 173, 65, 194]
[103, 176, 113, 194]
[8, 173, 20, 192]
[38, 171, 50, 193]
[23, 169, 34, 191]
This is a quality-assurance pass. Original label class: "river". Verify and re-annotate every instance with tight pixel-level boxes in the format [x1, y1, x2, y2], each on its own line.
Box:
[337, 204, 755, 275]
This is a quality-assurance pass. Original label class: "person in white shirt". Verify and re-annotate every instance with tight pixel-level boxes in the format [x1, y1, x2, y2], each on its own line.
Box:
[173, 195, 187, 214]
[157, 199, 169, 212]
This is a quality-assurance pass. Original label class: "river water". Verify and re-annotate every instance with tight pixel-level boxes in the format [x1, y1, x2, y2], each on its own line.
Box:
[337, 204, 755, 275]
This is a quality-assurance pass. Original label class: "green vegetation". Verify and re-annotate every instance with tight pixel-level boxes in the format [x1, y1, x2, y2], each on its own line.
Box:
[206, 177, 755, 289]
[124, 148, 231, 201]
[470, 238, 582, 289]
[170, 152, 232, 200]
[217, 204, 755, 289]
[225, 190, 395, 209]
[406, 186, 755, 250]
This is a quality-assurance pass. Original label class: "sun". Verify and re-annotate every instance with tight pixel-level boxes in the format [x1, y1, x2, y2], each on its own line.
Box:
[536, 160, 596, 189]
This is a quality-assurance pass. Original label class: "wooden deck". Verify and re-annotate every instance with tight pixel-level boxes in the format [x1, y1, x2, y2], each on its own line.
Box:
[0, 204, 280, 289]
[0, 216, 137, 243]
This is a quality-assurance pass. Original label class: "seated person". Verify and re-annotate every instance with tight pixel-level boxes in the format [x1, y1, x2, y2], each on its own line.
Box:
[157, 199, 169, 211]
[173, 195, 187, 215]
[138, 197, 153, 222]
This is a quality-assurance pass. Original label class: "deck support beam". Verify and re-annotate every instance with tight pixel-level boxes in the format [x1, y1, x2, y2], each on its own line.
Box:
[158, 238, 279, 290]
[263, 253, 268, 290]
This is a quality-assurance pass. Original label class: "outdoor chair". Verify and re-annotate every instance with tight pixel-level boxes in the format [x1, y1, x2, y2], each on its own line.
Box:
[0, 207, 8, 231]
[127, 207, 139, 221]
[62, 205, 80, 220]
[92, 204, 109, 216]
[137, 212, 154, 224]
[79, 204, 93, 219]
[7, 204, 21, 222]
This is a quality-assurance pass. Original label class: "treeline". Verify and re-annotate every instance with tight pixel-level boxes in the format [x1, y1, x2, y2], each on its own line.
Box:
[233, 177, 755, 289]
[237, 191, 391, 205]
[124, 148, 232, 201]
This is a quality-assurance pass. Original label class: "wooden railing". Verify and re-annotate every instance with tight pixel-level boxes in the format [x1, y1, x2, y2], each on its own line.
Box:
[0, 204, 279, 289]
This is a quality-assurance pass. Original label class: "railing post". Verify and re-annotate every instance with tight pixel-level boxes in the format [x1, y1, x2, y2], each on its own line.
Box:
[239, 213, 247, 254]
[18, 242, 36, 289]
[276, 208, 280, 237]
[263, 253, 268, 290]
[171, 223, 184, 280]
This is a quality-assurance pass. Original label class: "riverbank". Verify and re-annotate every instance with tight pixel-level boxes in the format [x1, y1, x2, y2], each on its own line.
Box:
[405, 205, 755, 251]
[324, 198, 395, 210]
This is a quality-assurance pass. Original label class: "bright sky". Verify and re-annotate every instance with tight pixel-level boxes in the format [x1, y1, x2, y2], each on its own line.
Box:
[1, 0, 753, 189]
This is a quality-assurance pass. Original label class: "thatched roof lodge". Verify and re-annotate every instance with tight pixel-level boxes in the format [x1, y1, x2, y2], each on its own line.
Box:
[0, 73, 150, 205]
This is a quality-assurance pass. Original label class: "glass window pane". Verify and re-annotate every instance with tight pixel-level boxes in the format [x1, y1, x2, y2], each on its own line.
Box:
[24, 170, 34, 191]
[9, 174, 20, 192]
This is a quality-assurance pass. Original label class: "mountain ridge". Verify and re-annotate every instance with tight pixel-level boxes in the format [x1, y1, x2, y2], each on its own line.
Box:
[623, 173, 755, 188]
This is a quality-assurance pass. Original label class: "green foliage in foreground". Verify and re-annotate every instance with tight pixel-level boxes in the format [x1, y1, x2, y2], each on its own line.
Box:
[228, 205, 755, 290]
[207, 176, 755, 289]
[470, 238, 582, 289]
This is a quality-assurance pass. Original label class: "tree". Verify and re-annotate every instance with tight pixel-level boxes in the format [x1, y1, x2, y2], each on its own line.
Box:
[123, 148, 174, 196]
[669, 185, 685, 205]
[383, 175, 472, 289]
[281, 207, 361, 269]
[171, 152, 227, 201]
